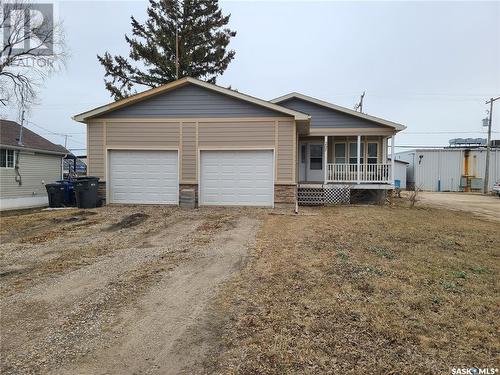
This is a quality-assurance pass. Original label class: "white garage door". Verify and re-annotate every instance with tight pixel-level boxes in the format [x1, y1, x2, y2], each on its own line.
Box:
[109, 150, 178, 204]
[200, 150, 274, 207]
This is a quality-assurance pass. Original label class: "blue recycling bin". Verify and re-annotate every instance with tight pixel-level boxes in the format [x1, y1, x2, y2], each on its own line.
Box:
[56, 180, 75, 206]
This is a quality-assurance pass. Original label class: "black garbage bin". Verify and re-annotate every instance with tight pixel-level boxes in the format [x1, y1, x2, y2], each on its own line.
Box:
[45, 183, 65, 208]
[73, 177, 99, 209]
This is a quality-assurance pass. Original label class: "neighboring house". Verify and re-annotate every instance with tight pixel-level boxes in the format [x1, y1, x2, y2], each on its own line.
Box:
[73, 77, 405, 207]
[395, 142, 500, 192]
[0, 120, 68, 211]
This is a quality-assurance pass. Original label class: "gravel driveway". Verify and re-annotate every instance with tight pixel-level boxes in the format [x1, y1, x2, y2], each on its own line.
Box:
[0, 206, 263, 374]
[417, 191, 500, 222]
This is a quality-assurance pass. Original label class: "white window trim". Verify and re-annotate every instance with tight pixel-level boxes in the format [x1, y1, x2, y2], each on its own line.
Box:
[0, 149, 16, 169]
[309, 143, 323, 171]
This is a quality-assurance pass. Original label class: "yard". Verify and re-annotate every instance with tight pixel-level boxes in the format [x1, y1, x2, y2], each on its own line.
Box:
[1, 199, 499, 374]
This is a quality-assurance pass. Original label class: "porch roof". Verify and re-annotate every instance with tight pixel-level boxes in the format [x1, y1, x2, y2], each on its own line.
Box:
[271, 92, 406, 132]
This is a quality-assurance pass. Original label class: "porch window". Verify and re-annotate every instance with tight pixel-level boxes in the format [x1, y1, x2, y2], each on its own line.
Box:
[310, 144, 323, 170]
[334, 143, 346, 163]
[349, 142, 364, 164]
[367, 143, 378, 164]
[0, 149, 15, 168]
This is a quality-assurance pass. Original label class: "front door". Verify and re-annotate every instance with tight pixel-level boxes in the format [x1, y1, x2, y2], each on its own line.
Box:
[299, 142, 324, 182]
[308, 143, 324, 182]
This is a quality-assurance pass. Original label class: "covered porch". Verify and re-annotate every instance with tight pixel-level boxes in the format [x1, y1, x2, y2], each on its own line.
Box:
[298, 134, 396, 186]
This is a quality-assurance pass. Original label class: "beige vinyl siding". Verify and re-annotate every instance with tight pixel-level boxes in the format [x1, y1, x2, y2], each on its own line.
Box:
[106, 122, 180, 146]
[181, 122, 196, 182]
[0, 151, 61, 199]
[277, 120, 295, 182]
[87, 117, 296, 184]
[87, 123, 105, 179]
[198, 121, 275, 147]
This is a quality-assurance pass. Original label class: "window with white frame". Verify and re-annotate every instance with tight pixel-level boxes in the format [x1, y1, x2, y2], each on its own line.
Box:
[334, 143, 346, 163]
[349, 142, 364, 164]
[309, 144, 323, 170]
[367, 143, 378, 164]
[0, 149, 15, 168]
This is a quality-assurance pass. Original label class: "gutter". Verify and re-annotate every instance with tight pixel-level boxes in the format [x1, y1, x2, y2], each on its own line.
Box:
[0, 144, 67, 156]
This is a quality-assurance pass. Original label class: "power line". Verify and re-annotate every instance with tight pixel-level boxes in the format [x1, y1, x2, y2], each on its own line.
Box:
[67, 138, 86, 147]
[394, 145, 471, 149]
[24, 120, 86, 147]
[25, 120, 67, 136]
[403, 130, 499, 134]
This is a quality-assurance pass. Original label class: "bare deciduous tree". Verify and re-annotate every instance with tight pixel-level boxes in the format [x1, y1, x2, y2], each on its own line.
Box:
[0, 0, 66, 116]
[408, 187, 420, 208]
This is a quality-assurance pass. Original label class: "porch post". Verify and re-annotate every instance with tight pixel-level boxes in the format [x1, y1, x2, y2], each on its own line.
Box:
[324, 135, 328, 184]
[357, 135, 361, 184]
[390, 134, 395, 185]
[382, 137, 388, 162]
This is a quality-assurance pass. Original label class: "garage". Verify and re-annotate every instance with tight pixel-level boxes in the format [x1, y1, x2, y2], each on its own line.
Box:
[108, 150, 178, 204]
[200, 150, 274, 207]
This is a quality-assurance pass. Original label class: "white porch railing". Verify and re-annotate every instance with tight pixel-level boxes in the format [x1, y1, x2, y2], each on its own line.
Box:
[327, 163, 392, 183]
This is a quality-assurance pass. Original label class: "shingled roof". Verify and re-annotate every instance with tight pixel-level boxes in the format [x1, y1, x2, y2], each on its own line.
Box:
[0, 119, 68, 155]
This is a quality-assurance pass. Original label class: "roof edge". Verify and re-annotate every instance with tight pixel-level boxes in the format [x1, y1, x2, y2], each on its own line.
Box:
[271, 92, 406, 132]
[73, 77, 311, 122]
[0, 143, 68, 156]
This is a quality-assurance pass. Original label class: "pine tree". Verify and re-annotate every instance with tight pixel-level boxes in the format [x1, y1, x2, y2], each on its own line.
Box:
[97, 0, 236, 100]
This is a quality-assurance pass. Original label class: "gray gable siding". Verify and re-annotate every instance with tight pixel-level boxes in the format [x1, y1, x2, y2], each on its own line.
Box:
[103, 84, 286, 119]
[277, 97, 389, 129]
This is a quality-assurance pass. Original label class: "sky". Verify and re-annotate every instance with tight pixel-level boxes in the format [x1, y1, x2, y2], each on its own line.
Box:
[4, 0, 500, 154]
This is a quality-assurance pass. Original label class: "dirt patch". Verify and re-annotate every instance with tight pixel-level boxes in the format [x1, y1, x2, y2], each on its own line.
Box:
[105, 212, 150, 231]
[51, 210, 98, 224]
[201, 204, 500, 374]
[0, 206, 263, 374]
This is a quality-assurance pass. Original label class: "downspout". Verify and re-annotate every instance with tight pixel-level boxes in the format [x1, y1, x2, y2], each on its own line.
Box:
[295, 128, 299, 214]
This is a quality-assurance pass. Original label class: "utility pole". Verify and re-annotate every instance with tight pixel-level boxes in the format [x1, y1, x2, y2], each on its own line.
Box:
[354, 91, 365, 113]
[18, 109, 25, 146]
[483, 96, 500, 194]
[175, 26, 179, 80]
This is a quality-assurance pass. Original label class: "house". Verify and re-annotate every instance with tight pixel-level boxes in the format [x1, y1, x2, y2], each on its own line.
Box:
[73, 77, 405, 207]
[0, 120, 68, 210]
[395, 139, 500, 192]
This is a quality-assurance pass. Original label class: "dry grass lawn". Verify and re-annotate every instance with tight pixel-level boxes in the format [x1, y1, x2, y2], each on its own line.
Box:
[202, 201, 500, 374]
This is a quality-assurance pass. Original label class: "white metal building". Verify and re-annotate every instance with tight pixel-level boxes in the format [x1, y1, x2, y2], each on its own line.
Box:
[392, 159, 408, 190]
[395, 148, 500, 192]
